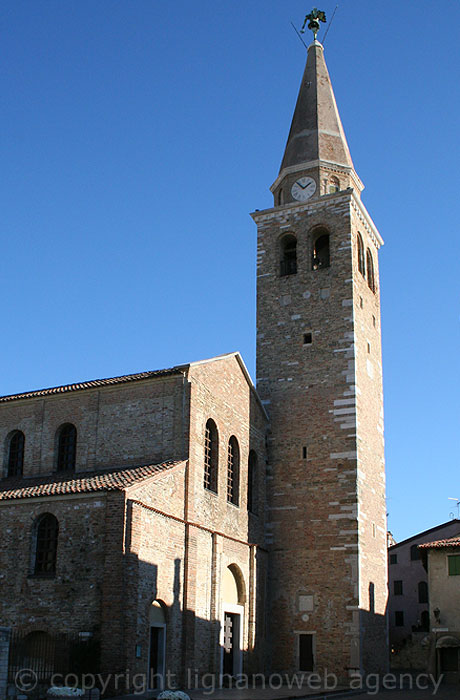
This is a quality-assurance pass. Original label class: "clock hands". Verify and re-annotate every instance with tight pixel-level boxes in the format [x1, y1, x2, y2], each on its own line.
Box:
[296, 180, 314, 190]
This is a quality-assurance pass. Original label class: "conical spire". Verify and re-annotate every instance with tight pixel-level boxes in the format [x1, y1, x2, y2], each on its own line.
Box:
[280, 40, 353, 173]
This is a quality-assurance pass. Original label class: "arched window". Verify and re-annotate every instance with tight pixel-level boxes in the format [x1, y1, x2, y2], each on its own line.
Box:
[279, 234, 297, 276]
[329, 176, 340, 193]
[312, 232, 330, 270]
[56, 423, 77, 472]
[34, 514, 59, 575]
[227, 436, 240, 506]
[7, 430, 24, 477]
[247, 450, 257, 514]
[418, 581, 428, 604]
[366, 249, 375, 293]
[277, 188, 284, 206]
[357, 233, 365, 277]
[204, 419, 218, 493]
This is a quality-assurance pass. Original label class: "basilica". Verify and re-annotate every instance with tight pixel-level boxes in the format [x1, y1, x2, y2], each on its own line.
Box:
[0, 28, 388, 695]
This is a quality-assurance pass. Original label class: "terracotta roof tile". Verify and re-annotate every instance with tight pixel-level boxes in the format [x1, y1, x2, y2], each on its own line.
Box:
[0, 461, 183, 501]
[419, 536, 460, 550]
[0, 367, 186, 404]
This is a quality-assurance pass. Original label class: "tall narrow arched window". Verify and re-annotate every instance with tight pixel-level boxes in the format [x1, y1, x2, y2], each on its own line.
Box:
[279, 234, 297, 276]
[204, 419, 218, 493]
[7, 430, 25, 477]
[418, 580, 428, 604]
[227, 436, 240, 506]
[312, 233, 330, 270]
[277, 188, 284, 206]
[34, 514, 59, 575]
[357, 233, 365, 277]
[56, 423, 77, 472]
[366, 249, 375, 293]
[247, 450, 257, 514]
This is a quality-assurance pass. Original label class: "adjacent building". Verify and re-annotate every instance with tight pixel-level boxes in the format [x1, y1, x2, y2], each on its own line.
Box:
[388, 519, 460, 652]
[419, 536, 460, 682]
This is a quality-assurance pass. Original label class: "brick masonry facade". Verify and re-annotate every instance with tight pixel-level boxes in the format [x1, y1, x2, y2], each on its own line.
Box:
[253, 189, 387, 677]
[0, 355, 268, 692]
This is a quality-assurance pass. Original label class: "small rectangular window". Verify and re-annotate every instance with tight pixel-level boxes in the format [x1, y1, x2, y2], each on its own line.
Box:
[360, 297, 364, 309]
[303, 333, 312, 345]
[302, 446, 308, 459]
[367, 343, 371, 354]
[389, 553, 397, 565]
[395, 611, 404, 627]
[448, 554, 460, 576]
[394, 580, 403, 595]
[372, 315, 376, 327]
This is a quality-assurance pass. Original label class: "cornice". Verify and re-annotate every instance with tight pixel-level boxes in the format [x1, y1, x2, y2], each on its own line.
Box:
[251, 188, 384, 249]
[350, 191, 384, 248]
[270, 159, 364, 194]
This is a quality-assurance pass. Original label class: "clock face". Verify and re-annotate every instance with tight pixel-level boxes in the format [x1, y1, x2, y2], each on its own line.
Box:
[291, 177, 316, 202]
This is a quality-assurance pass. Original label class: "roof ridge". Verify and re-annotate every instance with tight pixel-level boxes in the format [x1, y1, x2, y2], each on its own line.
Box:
[0, 366, 187, 403]
[0, 460, 185, 500]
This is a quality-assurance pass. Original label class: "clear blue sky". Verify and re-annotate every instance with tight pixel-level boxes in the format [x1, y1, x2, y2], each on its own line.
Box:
[2, 1, 459, 541]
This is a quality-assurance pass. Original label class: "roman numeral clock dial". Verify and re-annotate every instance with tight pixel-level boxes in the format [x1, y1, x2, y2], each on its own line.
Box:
[291, 176, 316, 201]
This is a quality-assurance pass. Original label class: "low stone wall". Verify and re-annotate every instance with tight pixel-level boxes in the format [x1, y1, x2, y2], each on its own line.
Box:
[0, 628, 11, 700]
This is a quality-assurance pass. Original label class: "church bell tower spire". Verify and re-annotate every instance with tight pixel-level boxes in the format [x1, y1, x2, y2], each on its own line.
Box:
[271, 35, 363, 207]
[252, 12, 388, 680]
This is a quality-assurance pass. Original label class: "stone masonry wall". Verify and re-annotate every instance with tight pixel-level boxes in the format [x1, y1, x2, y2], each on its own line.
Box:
[254, 188, 387, 678]
[351, 205, 388, 673]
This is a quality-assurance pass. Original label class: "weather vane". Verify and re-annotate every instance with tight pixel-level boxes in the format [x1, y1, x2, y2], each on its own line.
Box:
[300, 8, 327, 41]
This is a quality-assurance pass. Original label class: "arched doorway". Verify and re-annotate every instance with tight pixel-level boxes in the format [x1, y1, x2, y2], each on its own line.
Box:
[221, 564, 245, 678]
[148, 600, 166, 690]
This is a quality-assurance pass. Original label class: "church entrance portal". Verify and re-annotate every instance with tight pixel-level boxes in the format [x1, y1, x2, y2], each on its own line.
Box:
[223, 611, 240, 676]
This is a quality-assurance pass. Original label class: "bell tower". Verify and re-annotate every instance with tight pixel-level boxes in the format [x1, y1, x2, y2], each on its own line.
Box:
[252, 28, 388, 678]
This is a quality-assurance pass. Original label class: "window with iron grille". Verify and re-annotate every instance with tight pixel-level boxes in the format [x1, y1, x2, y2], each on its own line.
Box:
[7, 430, 25, 477]
[34, 514, 59, 575]
[227, 436, 240, 506]
[247, 450, 257, 514]
[57, 424, 77, 472]
[204, 419, 218, 492]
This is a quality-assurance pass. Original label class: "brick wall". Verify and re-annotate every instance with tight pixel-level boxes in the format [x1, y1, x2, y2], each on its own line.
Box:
[0, 374, 187, 477]
[254, 188, 387, 677]
[0, 495, 109, 634]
